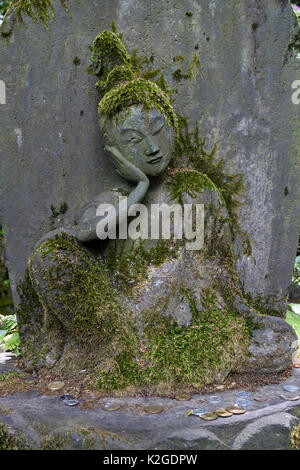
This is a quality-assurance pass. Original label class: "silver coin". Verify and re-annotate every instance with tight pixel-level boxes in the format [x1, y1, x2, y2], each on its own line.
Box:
[235, 399, 252, 408]
[192, 408, 206, 416]
[206, 395, 221, 404]
[63, 399, 79, 406]
[282, 385, 299, 393]
[235, 391, 252, 398]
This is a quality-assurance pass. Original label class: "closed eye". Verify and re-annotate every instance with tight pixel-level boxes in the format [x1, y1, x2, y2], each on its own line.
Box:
[152, 123, 164, 136]
[120, 129, 144, 143]
[129, 136, 143, 143]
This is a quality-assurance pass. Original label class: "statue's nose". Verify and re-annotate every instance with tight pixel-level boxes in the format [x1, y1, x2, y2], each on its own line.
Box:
[145, 142, 160, 156]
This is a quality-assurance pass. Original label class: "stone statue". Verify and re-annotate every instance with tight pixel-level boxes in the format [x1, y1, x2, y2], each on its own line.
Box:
[16, 30, 297, 391]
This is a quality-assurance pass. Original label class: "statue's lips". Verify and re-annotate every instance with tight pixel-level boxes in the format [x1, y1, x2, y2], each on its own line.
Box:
[148, 155, 163, 164]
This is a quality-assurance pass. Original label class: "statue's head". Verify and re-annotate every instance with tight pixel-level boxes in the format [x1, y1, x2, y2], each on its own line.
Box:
[99, 105, 173, 177]
[91, 30, 178, 178]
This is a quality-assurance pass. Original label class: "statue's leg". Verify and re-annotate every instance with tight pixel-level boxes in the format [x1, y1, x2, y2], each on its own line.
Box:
[27, 232, 119, 368]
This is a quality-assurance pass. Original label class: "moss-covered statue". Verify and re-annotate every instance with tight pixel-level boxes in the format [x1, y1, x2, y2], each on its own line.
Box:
[17, 30, 297, 393]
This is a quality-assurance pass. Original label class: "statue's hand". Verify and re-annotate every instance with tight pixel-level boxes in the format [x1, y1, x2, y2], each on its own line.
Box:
[105, 146, 149, 184]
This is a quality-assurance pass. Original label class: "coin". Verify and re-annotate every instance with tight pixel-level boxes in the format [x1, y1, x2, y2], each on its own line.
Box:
[143, 405, 164, 414]
[226, 406, 246, 415]
[199, 412, 218, 421]
[206, 395, 222, 404]
[281, 394, 300, 401]
[215, 409, 233, 418]
[63, 399, 78, 406]
[101, 403, 121, 411]
[235, 399, 252, 408]
[282, 385, 299, 393]
[254, 395, 268, 402]
[235, 391, 252, 398]
[47, 381, 65, 391]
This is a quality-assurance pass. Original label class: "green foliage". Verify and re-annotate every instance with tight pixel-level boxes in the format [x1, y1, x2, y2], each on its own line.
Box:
[286, 310, 300, 341]
[292, 256, 300, 286]
[0, 225, 13, 314]
[3, 0, 71, 28]
[0, 0, 10, 16]
[0, 314, 19, 355]
[291, 423, 300, 450]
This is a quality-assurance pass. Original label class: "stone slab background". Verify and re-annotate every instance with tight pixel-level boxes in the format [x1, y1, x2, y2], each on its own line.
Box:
[0, 0, 299, 309]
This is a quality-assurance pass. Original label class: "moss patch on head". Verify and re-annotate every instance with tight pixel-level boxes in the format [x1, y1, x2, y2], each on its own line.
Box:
[98, 78, 179, 136]
[90, 27, 179, 136]
[91, 30, 131, 79]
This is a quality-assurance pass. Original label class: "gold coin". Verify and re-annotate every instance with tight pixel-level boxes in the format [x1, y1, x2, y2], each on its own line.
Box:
[226, 407, 246, 415]
[216, 409, 233, 417]
[47, 381, 65, 391]
[144, 405, 164, 414]
[199, 412, 218, 421]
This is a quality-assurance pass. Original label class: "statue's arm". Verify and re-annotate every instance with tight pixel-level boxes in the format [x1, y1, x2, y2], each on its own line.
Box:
[72, 146, 149, 243]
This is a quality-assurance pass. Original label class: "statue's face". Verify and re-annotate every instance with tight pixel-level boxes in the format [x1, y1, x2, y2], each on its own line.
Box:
[101, 105, 173, 177]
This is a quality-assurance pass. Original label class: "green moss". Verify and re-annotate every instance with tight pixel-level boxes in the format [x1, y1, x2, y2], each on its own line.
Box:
[104, 239, 181, 291]
[4, 0, 71, 29]
[96, 290, 251, 391]
[243, 292, 285, 319]
[28, 233, 123, 344]
[185, 11, 193, 17]
[73, 56, 81, 66]
[90, 29, 179, 136]
[98, 77, 179, 135]
[290, 423, 300, 449]
[91, 30, 131, 78]
[49, 202, 68, 229]
[167, 168, 224, 206]
[288, 29, 300, 53]
[172, 54, 201, 82]
[0, 371, 27, 382]
[171, 123, 246, 243]
[0, 423, 30, 450]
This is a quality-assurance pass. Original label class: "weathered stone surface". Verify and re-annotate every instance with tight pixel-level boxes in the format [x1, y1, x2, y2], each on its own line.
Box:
[1, 373, 300, 450]
[0, 0, 299, 318]
[243, 315, 299, 374]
